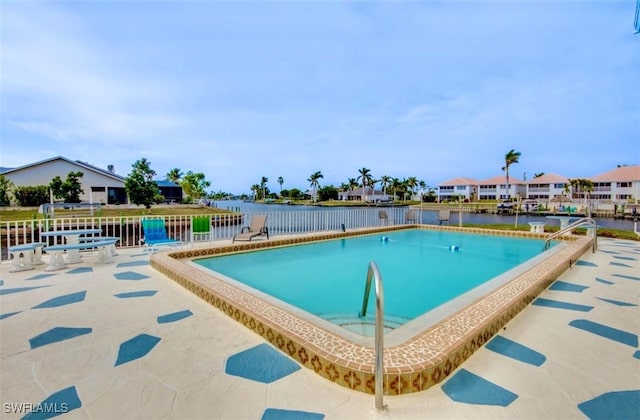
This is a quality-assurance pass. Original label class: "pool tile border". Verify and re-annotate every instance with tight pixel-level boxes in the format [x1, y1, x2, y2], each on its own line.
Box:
[151, 225, 593, 395]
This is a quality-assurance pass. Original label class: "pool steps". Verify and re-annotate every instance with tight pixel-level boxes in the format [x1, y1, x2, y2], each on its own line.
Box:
[320, 313, 410, 336]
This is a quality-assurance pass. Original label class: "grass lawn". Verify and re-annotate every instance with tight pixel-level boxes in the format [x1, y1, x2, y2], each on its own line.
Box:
[465, 223, 638, 241]
[0, 205, 231, 222]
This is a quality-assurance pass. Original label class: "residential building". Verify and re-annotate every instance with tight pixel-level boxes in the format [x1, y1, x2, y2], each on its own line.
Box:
[437, 177, 479, 202]
[1, 156, 128, 204]
[525, 173, 569, 201]
[338, 187, 389, 202]
[1, 156, 184, 206]
[587, 165, 640, 203]
[477, 175, 526, 201]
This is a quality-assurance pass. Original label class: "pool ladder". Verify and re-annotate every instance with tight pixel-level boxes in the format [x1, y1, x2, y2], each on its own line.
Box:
[543, 217, 598, 252]
[359, 261, 387, 411]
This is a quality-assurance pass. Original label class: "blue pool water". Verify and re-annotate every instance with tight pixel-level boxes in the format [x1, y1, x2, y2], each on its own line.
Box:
[195, 229, 549, 327]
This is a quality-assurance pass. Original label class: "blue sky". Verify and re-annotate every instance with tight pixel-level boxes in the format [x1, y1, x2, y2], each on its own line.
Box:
[1, 1, 638, 194]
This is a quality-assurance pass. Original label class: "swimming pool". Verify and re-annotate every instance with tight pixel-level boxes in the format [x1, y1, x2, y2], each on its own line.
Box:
[151, 225, 594, 395]
[193, 229, 550, 336]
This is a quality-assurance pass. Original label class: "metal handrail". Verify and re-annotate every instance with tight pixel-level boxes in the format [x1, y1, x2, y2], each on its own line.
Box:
[544, 217, 598, 252]
[359, 261, 386, 411]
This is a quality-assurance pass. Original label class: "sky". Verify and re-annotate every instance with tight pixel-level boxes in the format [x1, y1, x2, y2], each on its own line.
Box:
[1, 1, 639, 195]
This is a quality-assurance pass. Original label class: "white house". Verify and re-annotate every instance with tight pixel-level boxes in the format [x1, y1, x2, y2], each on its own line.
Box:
[477, 175, 526, 201]
[437, 177, 479, 202]
[588, 165, 640, 203]
[338, 187, 389, 202]
[1, 156, 128, 204]
[525, 173, 569, 200]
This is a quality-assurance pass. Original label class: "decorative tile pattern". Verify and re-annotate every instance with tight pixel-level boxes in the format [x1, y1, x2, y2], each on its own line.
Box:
[569, 319, 638, 347]
[114, 290, 158, 298]
[226, 343, 300, 383]
[32, 291, 87, 309]
[595, 277, 615, 285]
[114, 271, 151, 281]
[548, 281, 588, 292]
[29, 327, 92, 349]
[67, 267, 93, 274]
[532, 298, 593, 312]
[595, 297, 637, 307]
[157, 309, 193, 324]
[262, 408, 325, 420]
[442, 368, 518, 406]
[578, 390, 640, 419]
[25, 274, 57, 281]
[485, 335, 546, 366]
[22, 385, 82, 419]
[612, 274, 640, 281]
[0, 311, 21, 320]
[115, 333, 161, 366]
[0, 285, 50, 296]
[150, 225, 594, 395]
[117, 260, 150, 268]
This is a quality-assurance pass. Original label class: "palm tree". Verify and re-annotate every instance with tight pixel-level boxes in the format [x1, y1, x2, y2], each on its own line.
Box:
[502, 149, 521, 200]
[250, 184, 260, 201]
[390, 177, 402, 201]
[277, 176, 284, 196]
[166, 168, 183, 183]
[347, 178, 358, 191]
[569, 178, 594, 213]
[307, 171, 323, 203]
[380, 175, 391, 196]
[357, 167, 373, 202]
[418, 180, 427, 201]
[406, 176, 418, 200]
[260, 176, 268, 200]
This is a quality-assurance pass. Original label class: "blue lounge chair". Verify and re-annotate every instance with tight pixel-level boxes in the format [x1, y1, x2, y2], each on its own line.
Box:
[141, 218, 181, 254]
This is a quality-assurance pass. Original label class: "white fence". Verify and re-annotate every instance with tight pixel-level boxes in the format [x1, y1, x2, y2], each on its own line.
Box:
[1, 207, 418, 261]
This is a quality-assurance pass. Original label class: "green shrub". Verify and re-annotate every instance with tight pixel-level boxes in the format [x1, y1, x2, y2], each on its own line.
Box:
[13, 185, 50, 207]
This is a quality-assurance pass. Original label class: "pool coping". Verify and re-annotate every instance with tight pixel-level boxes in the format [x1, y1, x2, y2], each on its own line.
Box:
[150, 224, 594, 395]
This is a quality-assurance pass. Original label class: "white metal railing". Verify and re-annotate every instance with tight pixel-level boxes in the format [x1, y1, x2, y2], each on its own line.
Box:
[1, 207, 414, 260]
[359, 261, 386, 411]
[544, 217, 598, 252]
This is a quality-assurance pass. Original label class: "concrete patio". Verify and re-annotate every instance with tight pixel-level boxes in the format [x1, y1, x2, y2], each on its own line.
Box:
[1, 237, 638, 419]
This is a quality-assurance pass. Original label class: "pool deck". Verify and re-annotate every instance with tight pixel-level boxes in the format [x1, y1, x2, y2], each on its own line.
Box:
[1, 236, 639, 419]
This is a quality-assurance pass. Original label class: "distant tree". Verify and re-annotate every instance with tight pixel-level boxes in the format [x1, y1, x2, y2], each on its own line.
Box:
[166, 168, 183, 183]
[307, 171, 323, 202]
[501, 149, 521, 200]
[390, 178, 402, 201]
[406, 176, 418, 200]
[285, 188, 303, 200]
[379, 175, 392, 195]
[0, 175, 14, 206]
[50, 171, 84, 203]
[357, 167, 373, 201]
[568, 178, 594, 209]
[347, 178, 359, 191]
[248, 184, 258, 200]
[125, 158, 161, 209]
[318, 185, 339, 201]
[180, 171, 211, 202]
[277, 176, 284, 195]
[13, 185, 49, 207]
[260, 176, 269, 200]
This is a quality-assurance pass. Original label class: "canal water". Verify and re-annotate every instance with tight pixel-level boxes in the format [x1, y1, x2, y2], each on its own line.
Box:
[215, 201, 637, 232]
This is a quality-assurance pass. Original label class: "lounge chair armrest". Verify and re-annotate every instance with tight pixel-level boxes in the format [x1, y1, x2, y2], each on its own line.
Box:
[240, 227, 251, 233]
